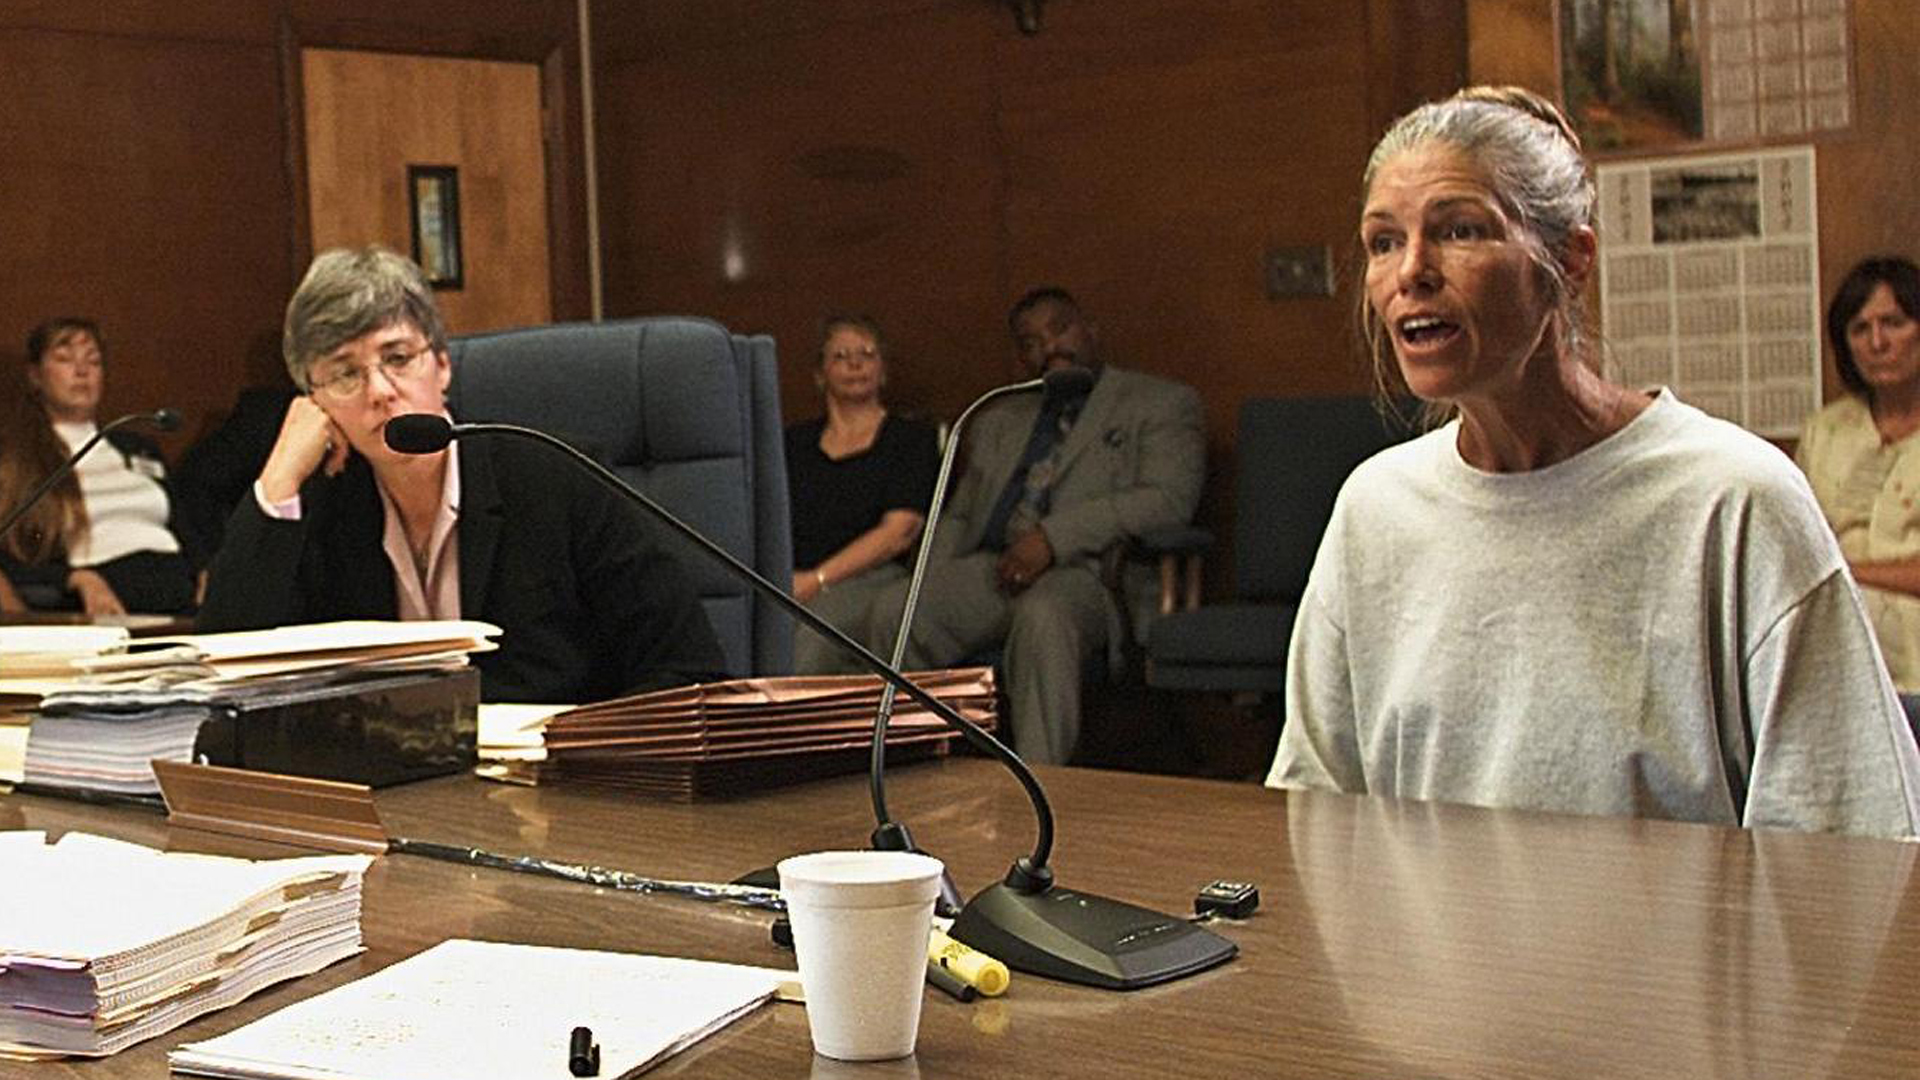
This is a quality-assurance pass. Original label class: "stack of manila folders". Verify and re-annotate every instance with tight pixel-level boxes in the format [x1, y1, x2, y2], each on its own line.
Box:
[0, 833, 793, 1074]
[0, 830, 370, 1061]
[0, 621, 498, 794]
[482, 667, 998, 797]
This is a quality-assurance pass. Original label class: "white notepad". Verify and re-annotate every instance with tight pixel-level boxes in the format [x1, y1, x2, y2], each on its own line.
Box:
[169, 938, 790, 1080]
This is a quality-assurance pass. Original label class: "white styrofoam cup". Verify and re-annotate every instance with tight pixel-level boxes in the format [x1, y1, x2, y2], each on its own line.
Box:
[778, 850, 945, 1061]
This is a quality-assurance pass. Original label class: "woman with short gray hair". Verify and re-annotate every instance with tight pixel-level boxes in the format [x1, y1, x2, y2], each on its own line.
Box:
[199, 246, 726, 702]
[1266, 87, 1920, 838]
[280, 246, 448, 388]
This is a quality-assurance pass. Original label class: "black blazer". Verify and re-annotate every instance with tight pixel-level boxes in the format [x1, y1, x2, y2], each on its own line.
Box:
[197, 435, 727, 703]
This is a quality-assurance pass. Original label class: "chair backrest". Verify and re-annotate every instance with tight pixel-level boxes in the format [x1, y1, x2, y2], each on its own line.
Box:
[1233, 396, 1414, 603]
[445, 317, 793, 677]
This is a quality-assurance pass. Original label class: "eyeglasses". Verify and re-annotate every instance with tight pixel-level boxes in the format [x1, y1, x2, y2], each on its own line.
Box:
[309, 343, 434, 401]
[825, 346, 881, 365]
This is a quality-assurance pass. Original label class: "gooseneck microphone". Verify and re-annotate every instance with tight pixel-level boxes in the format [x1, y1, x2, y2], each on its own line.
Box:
[860, 370, 1089, 919]
[0, 409, 183, 544]
[385, 393, 1236, 990]
[866, 369, 1091, 848]
[871, 366, 1233, 990]
[381, 410, 1054, 850]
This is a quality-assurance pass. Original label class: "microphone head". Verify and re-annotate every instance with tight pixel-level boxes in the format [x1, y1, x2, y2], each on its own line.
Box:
[147, 408, 183, 433]
[1041, 366, 1096, 401]
[384, 413, 455, 454]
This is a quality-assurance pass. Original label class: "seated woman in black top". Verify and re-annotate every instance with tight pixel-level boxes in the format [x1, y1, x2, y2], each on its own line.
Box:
[785, 315, 938, 673]
[0, 318, 197, 615]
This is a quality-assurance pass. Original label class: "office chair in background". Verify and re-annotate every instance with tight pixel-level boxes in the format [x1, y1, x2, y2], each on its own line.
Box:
[1143, 395, 1414, 768]
[447, 317, 794, 677]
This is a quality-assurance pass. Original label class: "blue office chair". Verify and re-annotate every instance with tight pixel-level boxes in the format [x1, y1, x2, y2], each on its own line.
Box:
[446, 317, 793, 677]
[1145, 396, 1414, 698]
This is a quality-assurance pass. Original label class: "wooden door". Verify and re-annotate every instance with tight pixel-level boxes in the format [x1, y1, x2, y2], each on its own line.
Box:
[301, 48, 552, 335]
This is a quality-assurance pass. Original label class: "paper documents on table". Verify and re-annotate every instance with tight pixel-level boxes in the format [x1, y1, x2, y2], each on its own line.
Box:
[0, 708, 28, 785]
[0, 625, 134, 678]
[478, 702, 570, 762]
[0, 620, 499, 796]
[169, 938, 789, 1080]
[0, 831, 371, 1060]
[0, 620, 500, 692]
[474, 703, 571, 786]
[137, 620, 501, 682]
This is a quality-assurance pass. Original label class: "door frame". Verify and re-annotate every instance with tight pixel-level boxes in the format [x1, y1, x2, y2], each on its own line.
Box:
[276, 13, 592, 323]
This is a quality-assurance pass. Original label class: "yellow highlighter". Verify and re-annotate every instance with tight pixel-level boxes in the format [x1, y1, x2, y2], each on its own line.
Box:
[928, 927, 1011, 997]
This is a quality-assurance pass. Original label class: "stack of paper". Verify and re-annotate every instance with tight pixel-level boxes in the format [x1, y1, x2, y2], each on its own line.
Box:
[0, 625, 134, 677]
[0, 629, 139, 782]
[0, 832, 372, 1061]
[0, 620, 499, 694]
[540, 667, 997, 799]
[474, 703, 571, 786]
[2, 621, 498, 796]
[170, 939, 788, 1080]
[22, 702, 211, 794]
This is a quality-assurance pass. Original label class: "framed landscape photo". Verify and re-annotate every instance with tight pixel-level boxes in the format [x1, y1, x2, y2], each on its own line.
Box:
[1560, 0, 1855, 153]
[407, 164, 463, 289]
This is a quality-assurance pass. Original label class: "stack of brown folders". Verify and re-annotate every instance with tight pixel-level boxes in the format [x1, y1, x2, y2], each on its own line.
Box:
[540, 668, 996, 800]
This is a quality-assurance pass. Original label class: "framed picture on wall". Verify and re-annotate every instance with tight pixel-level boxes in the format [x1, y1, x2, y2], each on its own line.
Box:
[1559, 0, 1855, 154]
[407, 164, 463, 290]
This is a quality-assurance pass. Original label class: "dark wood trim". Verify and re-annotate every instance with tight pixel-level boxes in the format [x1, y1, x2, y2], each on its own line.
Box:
[542, 44, 590, 323]
[278, 11, 313, 290]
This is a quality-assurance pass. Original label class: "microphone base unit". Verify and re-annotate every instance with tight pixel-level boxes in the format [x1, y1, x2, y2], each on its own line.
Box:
[948, 878, 1237, 991]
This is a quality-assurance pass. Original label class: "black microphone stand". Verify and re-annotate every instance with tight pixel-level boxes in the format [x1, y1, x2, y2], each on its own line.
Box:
[866, 371, 1235, 989]
[388, 412, 1235, 989]
[385, 415, 1053, 850]
[0, 410, 181, 544]
[865, 375, 1050, 909]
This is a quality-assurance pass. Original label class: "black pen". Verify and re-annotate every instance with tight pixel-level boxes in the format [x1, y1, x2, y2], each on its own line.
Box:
[926, 959, 978, 1002]
[569, 1025, 599, 1077]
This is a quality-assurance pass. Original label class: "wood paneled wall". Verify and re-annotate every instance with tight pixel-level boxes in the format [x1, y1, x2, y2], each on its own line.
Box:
[590, 0, 1467, 557]
[22, 0, 1913, 575]
[0, 2, 588, 455]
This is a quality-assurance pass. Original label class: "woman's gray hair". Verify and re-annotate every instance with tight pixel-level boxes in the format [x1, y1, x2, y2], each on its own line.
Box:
[1358, 86, 1596, 422]
[282, 246, 448, 390]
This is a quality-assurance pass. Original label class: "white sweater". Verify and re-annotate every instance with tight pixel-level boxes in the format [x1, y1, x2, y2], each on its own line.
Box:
[54, 420, 179, 568]
[1268, 390, 1920, 839]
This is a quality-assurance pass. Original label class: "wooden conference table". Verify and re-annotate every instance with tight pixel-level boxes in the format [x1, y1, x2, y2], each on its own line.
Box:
[9, 758, 1920, 1078]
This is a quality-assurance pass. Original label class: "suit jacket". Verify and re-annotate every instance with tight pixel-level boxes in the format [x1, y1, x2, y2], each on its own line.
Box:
[936, 365, 1205, 639]
[197, 435, 727, 703]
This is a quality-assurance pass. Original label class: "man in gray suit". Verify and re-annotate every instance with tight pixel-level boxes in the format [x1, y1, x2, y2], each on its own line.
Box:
[866, 287, 1204, 764]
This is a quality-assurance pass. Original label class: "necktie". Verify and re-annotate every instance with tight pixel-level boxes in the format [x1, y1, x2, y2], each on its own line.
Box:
[980, 397, 1074, 551]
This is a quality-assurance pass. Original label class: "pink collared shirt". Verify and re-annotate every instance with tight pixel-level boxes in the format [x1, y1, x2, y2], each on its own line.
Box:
[251, 441, 462, 620]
